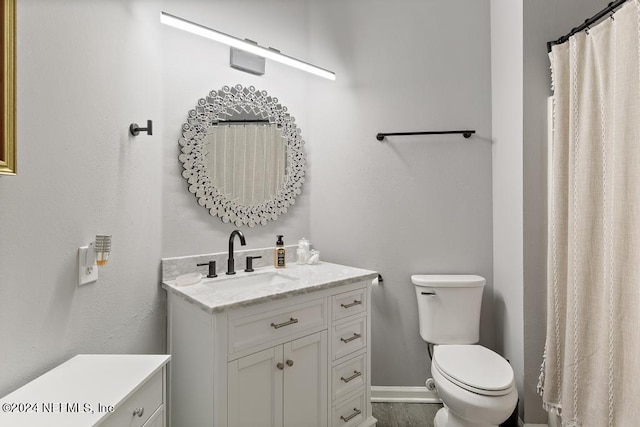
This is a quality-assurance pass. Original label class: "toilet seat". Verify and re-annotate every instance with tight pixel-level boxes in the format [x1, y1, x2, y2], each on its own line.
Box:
[433, 345, 514, 396]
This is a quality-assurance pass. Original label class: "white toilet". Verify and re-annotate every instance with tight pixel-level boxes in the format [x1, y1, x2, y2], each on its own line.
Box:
[412, 274, 518, 427]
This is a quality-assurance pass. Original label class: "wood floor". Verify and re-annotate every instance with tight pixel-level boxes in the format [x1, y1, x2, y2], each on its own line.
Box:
[372, 402, 443, 427]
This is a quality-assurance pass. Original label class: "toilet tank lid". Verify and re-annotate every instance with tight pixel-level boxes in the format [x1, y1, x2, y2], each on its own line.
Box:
[411, 274, 485, 288]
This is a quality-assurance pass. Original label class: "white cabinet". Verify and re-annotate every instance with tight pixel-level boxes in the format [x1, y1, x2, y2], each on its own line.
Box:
[332, 353, 366, 402]
[143, 405, 165, 427]
[101, 367, 164, 427]
[228, 331, 327, 427]
[228, 345, 283, 427]
[332, 392, 367, 427]
[167, 277, 375, 427]
[283, 332, 328, 427]
[0, 354, 170, 427]
[228, 298, 327, 355]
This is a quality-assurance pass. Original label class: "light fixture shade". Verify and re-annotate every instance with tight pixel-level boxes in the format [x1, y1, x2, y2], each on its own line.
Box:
[160, 12, 336, 81]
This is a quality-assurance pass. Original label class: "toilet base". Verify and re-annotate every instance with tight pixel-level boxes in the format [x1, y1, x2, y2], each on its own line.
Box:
[434, 407, 496, 427]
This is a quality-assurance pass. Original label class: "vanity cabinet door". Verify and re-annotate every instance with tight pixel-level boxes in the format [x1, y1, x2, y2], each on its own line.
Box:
[228, 331, 327, 427]
[228, 346, 284, 427]
[283, 331, 327, 427]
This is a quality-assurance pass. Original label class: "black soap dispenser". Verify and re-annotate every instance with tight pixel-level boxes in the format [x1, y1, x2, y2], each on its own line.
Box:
[274, 235, 286, 268]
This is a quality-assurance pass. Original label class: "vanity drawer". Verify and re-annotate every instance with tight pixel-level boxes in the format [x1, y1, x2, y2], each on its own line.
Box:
[332, 391, 366, 427]
[332, 316, 366, 361]
[229, 298, 327, 355]
[332, 288, 366, 321]
[332, 352, 366, 402]
[100, 370, 163, 427]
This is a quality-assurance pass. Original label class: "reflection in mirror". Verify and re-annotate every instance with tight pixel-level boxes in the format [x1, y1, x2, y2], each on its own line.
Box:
[178, 85, 306, 227]
[204, 120, 286, 206]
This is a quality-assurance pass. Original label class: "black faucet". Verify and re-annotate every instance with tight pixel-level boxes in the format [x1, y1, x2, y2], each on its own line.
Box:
[227, 229, 246, 275]
[197, 260, 217, 278]
[245, 256, 262, 272]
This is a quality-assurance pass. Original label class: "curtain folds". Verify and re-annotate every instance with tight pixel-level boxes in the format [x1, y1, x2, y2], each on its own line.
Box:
[540, 2, 640, 426]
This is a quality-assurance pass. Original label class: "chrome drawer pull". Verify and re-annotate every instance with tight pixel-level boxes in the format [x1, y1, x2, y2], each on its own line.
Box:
[132, 407, 144, 417]
[340, 300, 362, 309]
[340, 370, 362, 383]
[340, 333, 361, 344]
[286, 359, 294, 367]
[276, 362, 285, 370]
[271, 317, 298, 329]
[340, 408, 361, 422]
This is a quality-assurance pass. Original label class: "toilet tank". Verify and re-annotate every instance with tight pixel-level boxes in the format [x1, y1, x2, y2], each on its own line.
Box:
[412, 274, 485, 344]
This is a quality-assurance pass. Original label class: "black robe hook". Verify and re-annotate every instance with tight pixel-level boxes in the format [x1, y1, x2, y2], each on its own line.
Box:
[130, 120, 153, 136]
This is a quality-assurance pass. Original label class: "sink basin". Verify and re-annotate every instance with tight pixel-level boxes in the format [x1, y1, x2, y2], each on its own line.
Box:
[201, 271, 299, 292]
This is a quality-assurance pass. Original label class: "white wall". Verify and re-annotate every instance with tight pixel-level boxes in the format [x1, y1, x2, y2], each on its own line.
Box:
[307, 0, 494, 387]
[0, 0, 164, 395]
[160, 0, 313, 258]
[490, 0, 525, 417]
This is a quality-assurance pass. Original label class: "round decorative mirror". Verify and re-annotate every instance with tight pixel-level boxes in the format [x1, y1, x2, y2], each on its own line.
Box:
[178, 84, 306, 227]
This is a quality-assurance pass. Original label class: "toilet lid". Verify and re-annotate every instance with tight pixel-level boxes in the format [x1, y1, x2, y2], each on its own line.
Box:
[433, 345, 514, 396]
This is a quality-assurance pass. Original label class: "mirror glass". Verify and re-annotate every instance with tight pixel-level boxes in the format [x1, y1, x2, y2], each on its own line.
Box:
[178, 85, 306, 227]
[203, 113, 286, 206]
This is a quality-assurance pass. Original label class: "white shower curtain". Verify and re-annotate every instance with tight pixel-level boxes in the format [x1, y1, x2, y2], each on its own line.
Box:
[539, 2, 640, 426]
[205, 124, 286, 205]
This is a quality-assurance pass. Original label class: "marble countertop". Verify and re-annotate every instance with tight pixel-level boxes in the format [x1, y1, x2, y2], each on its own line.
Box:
[162, 261, 378, 313]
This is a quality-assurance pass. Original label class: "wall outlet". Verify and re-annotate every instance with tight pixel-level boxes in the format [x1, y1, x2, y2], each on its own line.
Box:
[78, 246, 98, 286]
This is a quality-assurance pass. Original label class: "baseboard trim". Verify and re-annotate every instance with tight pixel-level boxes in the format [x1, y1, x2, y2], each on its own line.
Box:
[370, 386, 442, 404]
[520, 419, 548, 427]
[360, 415, 378, 427]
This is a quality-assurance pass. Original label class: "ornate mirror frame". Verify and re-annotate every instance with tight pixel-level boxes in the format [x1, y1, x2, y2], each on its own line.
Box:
[178, 84, 306, 227]
[0, 0, 16, 175]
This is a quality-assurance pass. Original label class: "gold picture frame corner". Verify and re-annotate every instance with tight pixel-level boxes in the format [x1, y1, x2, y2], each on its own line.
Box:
[0, 0, 17, 176]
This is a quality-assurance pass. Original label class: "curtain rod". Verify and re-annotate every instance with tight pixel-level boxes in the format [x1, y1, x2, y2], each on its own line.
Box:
[211, 119, 272, 125]
[547, 0, 627, 53]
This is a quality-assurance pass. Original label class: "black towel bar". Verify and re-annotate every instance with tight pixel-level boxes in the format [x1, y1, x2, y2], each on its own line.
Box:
[376, 130, 475, 141]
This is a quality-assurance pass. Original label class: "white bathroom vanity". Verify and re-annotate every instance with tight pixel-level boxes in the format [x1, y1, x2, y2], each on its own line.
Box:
[162, 261, 377, 427]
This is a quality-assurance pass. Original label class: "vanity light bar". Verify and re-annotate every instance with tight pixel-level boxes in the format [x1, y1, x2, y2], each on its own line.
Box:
[160, 12, 336, 81]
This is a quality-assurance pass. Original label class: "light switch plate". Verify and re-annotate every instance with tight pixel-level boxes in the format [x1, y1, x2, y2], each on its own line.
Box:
[78, 246, 98, 286]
